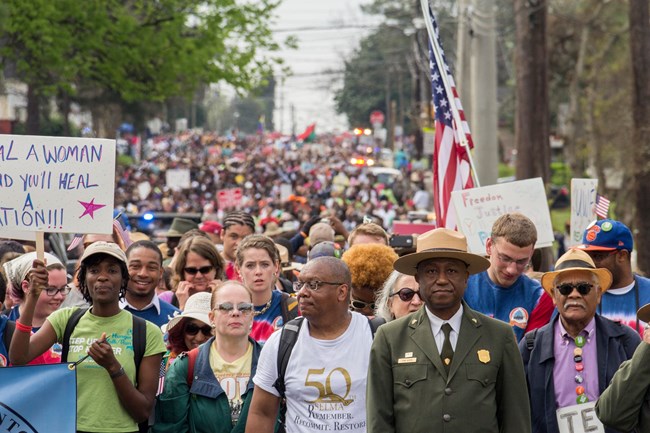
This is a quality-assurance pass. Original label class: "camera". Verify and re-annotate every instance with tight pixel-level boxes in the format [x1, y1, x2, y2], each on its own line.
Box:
[389, 235, 414, 248]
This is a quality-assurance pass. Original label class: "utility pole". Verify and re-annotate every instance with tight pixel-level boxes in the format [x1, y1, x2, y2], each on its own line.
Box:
[291, 103, 296, 136]
[456, 0, 473, 123]
[470, 0, 498, 185]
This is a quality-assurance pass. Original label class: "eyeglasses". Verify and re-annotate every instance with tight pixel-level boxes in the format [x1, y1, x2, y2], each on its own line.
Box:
[293, 280, 342, 292]
[44, 286, 71, 297]
[350, 299, 376, 311]
[214, 302, 255, 315]
[587, 250, 619, 262]
[555, 282, 594, 296]
[390, 288, 421, 302]
[185, 322, 213, 336]
[493, 245, 530, 268]
[184, 266, 214, 276]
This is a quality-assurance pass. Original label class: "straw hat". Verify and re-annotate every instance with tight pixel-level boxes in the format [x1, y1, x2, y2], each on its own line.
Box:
[276, 243, 302, 272]
[393, 228, 490, 276]
[162, 292, 212, 333]
[264, 222, 285, 237]
[540, 248, 612, 295]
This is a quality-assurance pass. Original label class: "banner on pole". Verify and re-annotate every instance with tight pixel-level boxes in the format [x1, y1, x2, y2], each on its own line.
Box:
[0, 134, 116, 235]
[0, 363, 77, 432]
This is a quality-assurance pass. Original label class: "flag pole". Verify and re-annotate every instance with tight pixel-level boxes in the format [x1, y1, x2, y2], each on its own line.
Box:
[419, 0, 481, 187]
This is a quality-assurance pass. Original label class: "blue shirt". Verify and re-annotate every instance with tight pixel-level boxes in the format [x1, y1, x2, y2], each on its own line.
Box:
[0, 314, 9, 366]
[121, 298, 180, 329]
[464, 271, 543, 341]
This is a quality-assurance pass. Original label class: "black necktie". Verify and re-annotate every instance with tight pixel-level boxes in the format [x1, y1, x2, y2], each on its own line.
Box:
[440, 323, 454, 373]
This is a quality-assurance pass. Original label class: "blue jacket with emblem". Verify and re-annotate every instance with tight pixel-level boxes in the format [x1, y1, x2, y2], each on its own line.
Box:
[519, 314, 640, 433]
[153, 336, 267, 433]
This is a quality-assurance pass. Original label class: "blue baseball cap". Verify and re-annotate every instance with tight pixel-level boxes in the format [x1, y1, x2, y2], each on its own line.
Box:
[577, 219, 633, 251]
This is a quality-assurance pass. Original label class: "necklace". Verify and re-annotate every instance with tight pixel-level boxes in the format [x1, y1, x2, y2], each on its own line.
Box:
[255, 295, 273, 316]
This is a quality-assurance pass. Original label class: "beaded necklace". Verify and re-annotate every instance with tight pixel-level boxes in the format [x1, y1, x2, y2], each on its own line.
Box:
[254, 295, 273, 316]
[574, 334, 588, 404]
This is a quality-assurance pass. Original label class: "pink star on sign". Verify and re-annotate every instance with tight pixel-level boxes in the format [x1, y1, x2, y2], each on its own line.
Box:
[78, 198, 106, 219]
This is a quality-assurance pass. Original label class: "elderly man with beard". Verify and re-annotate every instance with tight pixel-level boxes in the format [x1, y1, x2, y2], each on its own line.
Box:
[520, 249, 640, 433]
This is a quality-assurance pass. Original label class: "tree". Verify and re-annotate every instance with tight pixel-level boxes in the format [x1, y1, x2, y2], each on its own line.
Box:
[0, 0, 287, 136]
[630, 0, 650, 273]
[514, 0, 550, 183]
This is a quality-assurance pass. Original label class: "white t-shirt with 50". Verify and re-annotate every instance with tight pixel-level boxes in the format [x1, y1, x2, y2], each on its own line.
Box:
[254, 312, 373, 433]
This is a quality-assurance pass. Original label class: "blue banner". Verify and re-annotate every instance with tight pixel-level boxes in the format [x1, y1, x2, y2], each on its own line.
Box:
[0, 363, 76, 432]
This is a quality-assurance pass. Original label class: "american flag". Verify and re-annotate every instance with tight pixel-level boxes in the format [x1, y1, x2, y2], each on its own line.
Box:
[595, 194, 610, 219]
[428, 6, 474, 229]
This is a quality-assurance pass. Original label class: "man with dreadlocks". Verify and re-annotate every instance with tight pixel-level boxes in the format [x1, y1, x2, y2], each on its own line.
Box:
[220, 211, 256, 281]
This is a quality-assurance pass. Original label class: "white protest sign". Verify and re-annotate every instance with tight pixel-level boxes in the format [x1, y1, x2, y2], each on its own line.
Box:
[0, 228, 36, 241]
[280, 184, 293, 203]
[138, 181, 152, 200]
[165, 168, 190, 191]
[570, 179, 598, 247]
[451, 178, 554, 254]
[0, 134, 115, 234]
[556, 402, 604, 433]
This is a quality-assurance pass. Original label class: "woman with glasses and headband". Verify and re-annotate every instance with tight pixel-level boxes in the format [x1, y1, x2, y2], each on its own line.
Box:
[3, 252, 69, 364]
[154, 281, 270, 433]
[375, 270, 423, 321]
[162, 292, 213, 371]
[172, 236, 225, 310]
[235, 235, 298, 344]
[342, 243, 398, 317]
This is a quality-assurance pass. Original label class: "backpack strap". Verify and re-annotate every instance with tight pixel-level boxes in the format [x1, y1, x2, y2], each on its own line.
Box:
[367, 316, 385, 338]
[280, 292, 299, 324]
[186, 347, 200, 387]
[525, 329, 538, 351]
[273, 317, 304, 433]
[274, 317, 304, 396]
[132, 314, 147, 384]
[3, 319, 15, 352]
[61, 308, 88, 363]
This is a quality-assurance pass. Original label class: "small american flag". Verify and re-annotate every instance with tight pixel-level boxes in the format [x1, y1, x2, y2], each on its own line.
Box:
[428, 5, 474, 229]
[595, 194, 610, 219]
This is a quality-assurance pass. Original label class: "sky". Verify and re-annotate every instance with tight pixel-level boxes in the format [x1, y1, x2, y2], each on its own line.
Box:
[271, 0, 383, 135]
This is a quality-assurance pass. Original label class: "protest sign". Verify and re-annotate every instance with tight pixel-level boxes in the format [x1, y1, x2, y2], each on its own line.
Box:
[0, 363, 76, 432]
[451, 178, 554, 253]
[0, 135, 115, 235]
[217, 188, 243, 209]
[165, 168, 190, 191]
[570, 179, 598, 247]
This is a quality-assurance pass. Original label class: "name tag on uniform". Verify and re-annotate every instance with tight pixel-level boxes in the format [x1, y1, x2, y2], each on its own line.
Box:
[398, 357, 417, 364]
[556, 402, 604, 433]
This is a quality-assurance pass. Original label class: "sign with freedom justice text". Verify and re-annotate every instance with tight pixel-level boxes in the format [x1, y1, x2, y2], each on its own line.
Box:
[451, 178, 554, 254]
[0, 134, 115, 234]
[0, 363, 77, 432]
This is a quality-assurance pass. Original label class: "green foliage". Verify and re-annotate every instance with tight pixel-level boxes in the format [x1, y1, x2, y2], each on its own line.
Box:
[116, 154, 134, 166]
[498, 163, 515, 178]
[550, 161, 571, 187]
[334, 26, 412, 128]
[0, 0, 285, 106]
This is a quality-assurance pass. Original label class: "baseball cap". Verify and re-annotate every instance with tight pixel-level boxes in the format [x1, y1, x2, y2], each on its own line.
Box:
[199, 220, 222, 235]
[577, 219, 633, 252]
[81, 241, 127, 264]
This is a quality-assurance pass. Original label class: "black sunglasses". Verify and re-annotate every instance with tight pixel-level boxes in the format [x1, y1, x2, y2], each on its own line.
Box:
[350, 299, 376, 311]
[185, 322, 213, 336]
[555, 282, 594, 296]
[184, 265, 214, 275]
[390, 288, 421, 302]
